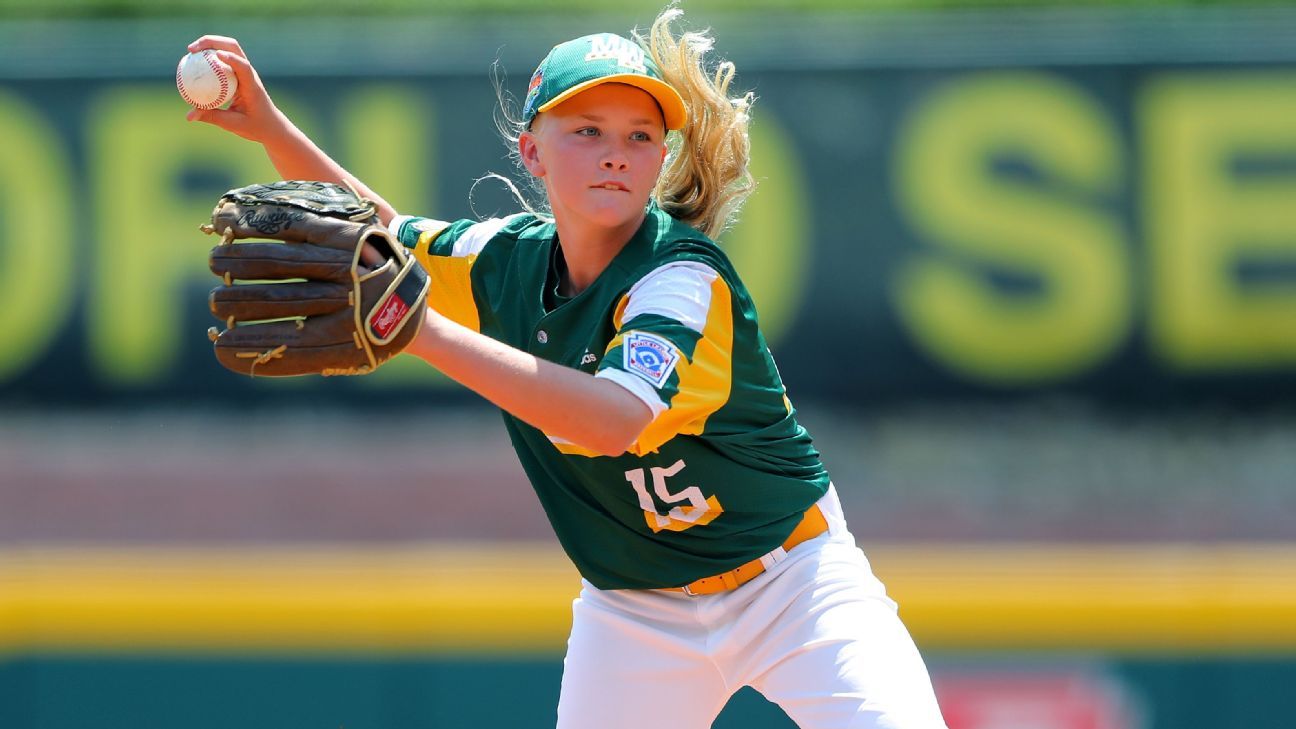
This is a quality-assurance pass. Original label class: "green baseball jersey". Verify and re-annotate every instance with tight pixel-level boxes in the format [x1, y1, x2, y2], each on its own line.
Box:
[391, 203, 830, 590]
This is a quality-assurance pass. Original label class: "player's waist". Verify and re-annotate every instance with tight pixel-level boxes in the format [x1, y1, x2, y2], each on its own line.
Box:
[663, 503, 829, 597]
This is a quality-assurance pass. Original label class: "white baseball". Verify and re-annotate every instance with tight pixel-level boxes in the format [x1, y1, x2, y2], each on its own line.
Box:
[176, 50, 237, 110]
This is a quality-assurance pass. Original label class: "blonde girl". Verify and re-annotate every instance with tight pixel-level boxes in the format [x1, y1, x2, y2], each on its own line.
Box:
[188, 8, 947, 728]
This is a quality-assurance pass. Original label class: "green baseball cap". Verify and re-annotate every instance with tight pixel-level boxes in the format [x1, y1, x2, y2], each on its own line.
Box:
[522, 33, 688, 131]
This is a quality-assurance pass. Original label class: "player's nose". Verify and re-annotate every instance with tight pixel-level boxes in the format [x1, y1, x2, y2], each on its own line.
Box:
[599, 142, 630, 171]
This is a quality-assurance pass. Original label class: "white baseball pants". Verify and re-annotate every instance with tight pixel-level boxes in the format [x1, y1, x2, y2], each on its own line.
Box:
[556, 486, 948, 729]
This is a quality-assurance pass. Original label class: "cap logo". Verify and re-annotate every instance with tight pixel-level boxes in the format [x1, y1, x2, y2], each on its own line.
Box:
[523, 68, 544, 118]
[584, 34, 647, 74]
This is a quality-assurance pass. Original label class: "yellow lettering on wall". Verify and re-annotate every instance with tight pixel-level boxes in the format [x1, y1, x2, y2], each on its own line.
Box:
[0, 91, 75, 383]
[1141, 74, 1296, 369]
[87, 88, 308, 384]
[724, 113, 810, 348]
[892, 72, 1129, 384]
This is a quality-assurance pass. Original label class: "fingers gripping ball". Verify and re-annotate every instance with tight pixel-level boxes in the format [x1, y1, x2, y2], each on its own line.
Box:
[177, 50, 237, 110]
[202, 181, 430, 377]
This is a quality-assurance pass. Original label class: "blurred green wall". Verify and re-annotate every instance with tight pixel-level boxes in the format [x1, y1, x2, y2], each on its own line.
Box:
[3, 9, 1296, 408]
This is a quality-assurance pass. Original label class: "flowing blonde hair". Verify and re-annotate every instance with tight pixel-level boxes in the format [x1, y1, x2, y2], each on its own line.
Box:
[639, 7, 755, 239]
[492, 7, 755, 240]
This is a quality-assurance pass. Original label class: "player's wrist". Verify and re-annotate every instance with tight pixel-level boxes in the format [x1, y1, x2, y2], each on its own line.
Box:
[407, 308, 452, 362]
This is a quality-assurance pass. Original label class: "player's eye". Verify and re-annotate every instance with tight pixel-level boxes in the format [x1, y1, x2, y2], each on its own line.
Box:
[576, 127, 599, 137]
[630, 131, 652, 142]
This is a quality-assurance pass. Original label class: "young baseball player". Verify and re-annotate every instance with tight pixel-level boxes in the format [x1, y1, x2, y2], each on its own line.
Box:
[188, 8, 947, 728]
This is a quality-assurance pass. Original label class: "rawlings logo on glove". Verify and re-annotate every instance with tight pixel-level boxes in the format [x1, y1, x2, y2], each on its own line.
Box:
[236, 209, 306, 235]
[201, 180, 430, 377]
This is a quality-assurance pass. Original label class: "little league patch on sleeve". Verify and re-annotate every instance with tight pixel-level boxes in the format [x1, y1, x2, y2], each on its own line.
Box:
[623, 331, 681, 389]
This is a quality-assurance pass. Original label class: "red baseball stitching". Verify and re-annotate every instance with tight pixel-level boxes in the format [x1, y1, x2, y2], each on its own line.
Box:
[176, 58, 194, 106]
[178, 50, 230, 109]
[204, 50, 230, 107]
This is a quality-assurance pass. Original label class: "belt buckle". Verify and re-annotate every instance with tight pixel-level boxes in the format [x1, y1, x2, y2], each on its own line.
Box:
[681, 583, 699, 597]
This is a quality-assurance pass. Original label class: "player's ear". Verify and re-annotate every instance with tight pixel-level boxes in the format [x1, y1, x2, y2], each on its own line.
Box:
[519, 129, 546, 178]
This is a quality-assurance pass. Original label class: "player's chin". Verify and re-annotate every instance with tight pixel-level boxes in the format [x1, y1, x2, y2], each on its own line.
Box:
[578, 192, 646, 226]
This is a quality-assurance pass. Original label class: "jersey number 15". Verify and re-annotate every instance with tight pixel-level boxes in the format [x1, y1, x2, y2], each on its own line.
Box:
[624, 459, 724, 533]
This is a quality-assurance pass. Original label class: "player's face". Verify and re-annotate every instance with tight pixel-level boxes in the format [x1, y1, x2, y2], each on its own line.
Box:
[522, 83, 668, 235]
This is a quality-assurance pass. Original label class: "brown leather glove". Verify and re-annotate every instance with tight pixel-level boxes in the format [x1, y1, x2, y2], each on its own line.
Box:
[203, 180, 429, 376]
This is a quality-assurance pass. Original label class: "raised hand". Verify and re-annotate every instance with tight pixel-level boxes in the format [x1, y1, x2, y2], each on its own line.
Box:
[184, 36, 285, 145]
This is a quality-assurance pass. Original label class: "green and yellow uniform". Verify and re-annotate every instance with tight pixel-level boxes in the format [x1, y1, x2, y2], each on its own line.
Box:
[391, 202, 828, 590]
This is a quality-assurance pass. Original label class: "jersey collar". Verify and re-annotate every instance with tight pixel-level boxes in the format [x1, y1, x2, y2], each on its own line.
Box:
[543, 201, 668, 305]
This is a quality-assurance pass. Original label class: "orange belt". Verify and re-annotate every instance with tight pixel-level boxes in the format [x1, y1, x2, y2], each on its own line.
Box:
[668, 503, 829, 596]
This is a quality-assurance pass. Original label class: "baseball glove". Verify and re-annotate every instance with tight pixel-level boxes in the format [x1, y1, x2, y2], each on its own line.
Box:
[202, 180, 430, 377]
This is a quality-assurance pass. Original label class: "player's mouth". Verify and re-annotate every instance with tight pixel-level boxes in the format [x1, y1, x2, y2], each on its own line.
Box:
[591, 181, 629, 192]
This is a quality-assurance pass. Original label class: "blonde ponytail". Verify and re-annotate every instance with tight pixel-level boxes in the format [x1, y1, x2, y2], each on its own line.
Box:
[638, 8, 755, 239]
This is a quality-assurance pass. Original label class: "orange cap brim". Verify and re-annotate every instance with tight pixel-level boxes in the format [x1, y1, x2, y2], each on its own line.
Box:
[536, 74, 688, 131]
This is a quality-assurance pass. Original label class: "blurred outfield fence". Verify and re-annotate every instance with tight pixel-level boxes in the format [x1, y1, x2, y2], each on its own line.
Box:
[2, 6, 1296, 729]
